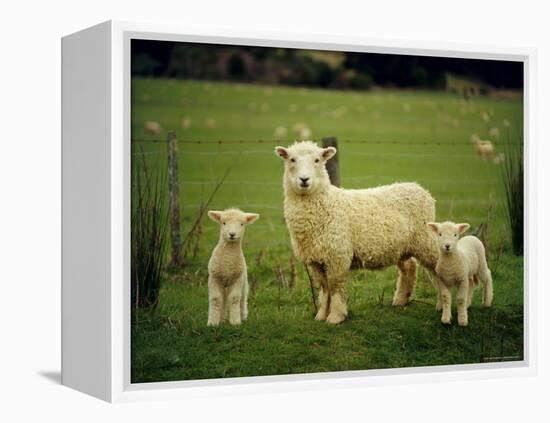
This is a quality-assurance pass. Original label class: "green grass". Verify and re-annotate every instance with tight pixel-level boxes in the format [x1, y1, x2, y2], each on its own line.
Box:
[131, 78, 524, 383]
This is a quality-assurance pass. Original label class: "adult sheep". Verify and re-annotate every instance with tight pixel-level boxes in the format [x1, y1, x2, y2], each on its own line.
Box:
[275, 141, 439, 324]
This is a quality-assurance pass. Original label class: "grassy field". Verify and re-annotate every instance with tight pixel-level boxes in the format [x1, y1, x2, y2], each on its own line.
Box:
[131, 78, 524, 383]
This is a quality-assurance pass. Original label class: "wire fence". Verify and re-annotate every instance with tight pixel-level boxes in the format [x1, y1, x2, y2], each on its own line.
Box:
[132, 134, 509, 262]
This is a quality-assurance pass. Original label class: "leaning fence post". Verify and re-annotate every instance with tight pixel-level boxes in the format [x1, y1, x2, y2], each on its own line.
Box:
[167, 131, 183, 266]
[322, 136, 340, 187]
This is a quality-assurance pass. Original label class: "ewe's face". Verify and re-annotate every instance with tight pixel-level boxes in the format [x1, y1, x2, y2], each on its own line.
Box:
[208, 209, 259, 243]
[275, 142, 336, 195]
[427, 221, 470, 254]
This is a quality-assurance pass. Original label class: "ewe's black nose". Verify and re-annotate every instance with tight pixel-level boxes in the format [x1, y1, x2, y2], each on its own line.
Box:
[300, 177, 310, 183]
[229, 232, 236, 238]
[445, 244, 450, 250]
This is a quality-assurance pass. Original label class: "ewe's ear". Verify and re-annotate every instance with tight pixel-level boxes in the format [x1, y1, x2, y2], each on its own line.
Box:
[426, 222, 439, 233]
[275, 146, 289, 160]
[245, 213, 260, 225]
[321, 146, 337, 161]
[457, 223, 470, 234]
[208, 210, 223, 223]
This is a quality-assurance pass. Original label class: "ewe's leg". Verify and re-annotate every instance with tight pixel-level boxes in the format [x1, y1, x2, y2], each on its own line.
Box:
[326, 268, 349, 325]
[435, 283, 443, 311]
[308, 263, 330, 321]
[456, 278, 469, 326]
[392, 258, 417, 306]
[207, 277, 224, 326]
[227, 279, 244, 325]
[439, 282, 452, 325]
[240, 273, 249, 321]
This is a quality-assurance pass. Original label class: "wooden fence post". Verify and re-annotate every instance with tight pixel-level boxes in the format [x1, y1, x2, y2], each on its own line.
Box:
[167, 131, 183, 266]
[322, 136, 340, 187]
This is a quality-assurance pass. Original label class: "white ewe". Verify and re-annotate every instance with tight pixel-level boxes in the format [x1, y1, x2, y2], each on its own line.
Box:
[427, 221, 493, 326]
[275, 141, 439, 324]
[207, 208, 260, 326]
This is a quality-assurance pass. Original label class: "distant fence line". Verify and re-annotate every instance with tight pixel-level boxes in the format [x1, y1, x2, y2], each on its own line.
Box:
[132, 138, 522, 146]
[132, 132, 504, 265]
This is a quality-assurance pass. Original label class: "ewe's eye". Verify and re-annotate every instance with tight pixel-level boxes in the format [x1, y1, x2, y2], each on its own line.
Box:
[241, 223, 244, 226]
[290, 158, 296, 163]
[222, 222, 226, 225]
[454, 234, 457, 237]
[438, 233, 442, 236]
[315, 158, 320, 163]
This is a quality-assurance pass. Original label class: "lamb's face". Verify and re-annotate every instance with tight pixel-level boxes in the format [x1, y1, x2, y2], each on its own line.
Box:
[208, 209, 260, 243]
[427, 221, 470, 254]
[275, 141, 336, 195]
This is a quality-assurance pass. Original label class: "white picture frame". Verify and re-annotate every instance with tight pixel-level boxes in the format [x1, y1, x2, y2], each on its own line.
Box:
[61, 20, 537, 403]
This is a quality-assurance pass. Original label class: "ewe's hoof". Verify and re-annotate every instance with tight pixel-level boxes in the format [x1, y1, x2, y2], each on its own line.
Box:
[458, 319, 468, 327]
[207, 320, 219, 327]
[392, 296, 410, 306]
[441, 315, 452, 325]
[315, 310, 327, 321]
[326, 313, 346, 325]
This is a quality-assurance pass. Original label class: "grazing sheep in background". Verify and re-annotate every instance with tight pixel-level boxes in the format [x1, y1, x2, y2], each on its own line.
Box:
[275, 141, 439, 324]
[503, 119, 511, 127]
[143, 120, 161, 135]
[181, 116, 192, 129]
[489, 127, 500, 138]
[481, 111, 490, 122]
[427, 221, 493, 326]
[205, 117, 217, 129]
[474, 139, 495, 160]
[299, 126, 312, 140]
[206, 208, 260, 326]
[274, 125, 288, 140]
[493, 152, 506, 165]
[470, 133, 481, 144]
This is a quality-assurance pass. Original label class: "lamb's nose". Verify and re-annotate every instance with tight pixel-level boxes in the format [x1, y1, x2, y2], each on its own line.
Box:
[300, 177, 310, 183]
[229, 232, 236, 238]
[445, 244, 450, 250]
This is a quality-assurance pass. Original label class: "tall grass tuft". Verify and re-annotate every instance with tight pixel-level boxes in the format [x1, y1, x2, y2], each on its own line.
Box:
[502, 136, 523, 255]
[131, 156, 169, 315]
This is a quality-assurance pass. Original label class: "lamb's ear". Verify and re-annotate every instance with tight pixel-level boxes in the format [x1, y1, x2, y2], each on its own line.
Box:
[245, 213, 260, 224]
[275, 146, 289, 160]
[208, 210, 223, 223]
[426, 222, 439, 233]
[321, 146, 337, 161]
[457, 223, 470, 234]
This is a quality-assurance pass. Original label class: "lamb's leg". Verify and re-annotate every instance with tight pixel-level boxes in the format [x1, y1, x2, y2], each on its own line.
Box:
[435, 283, 443, 311]
[481, 267, 493, 307]
[392, 258, 417, 306]
[227, 279, 244, 326]
[207, 276, 224, 326]
[326, 268, 349, 325]
[439, 282, 452, 325]
[456, 278, 469, 326]
[308, 263, 330, 321]
[240, 273, 249, 321]
[467, 277, 475, 308]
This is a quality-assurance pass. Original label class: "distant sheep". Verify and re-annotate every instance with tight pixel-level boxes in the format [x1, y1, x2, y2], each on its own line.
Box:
[274, 126, 288, 140]
[488, 127, 500, 138]
[181, 116, 192, 129]
[205, 118, 217, 129]
[206, 208, 260, 326]
[275, 141, 439, 324]
[144, 120, 161, 135]
[427, 221, 493, 326]
[474, 139, 495, 160]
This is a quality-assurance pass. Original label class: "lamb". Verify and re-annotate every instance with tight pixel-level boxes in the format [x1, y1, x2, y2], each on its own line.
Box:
[206, 208, 259, 326]
[427, 221, 493, 326]
[275, 141, 439, 324]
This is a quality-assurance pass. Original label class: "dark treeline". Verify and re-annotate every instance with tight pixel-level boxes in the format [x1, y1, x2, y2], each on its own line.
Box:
[131, 39, 523, 90]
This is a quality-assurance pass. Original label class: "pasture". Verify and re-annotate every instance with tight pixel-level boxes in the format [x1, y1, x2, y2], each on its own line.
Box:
[131, 78, 524, 383]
